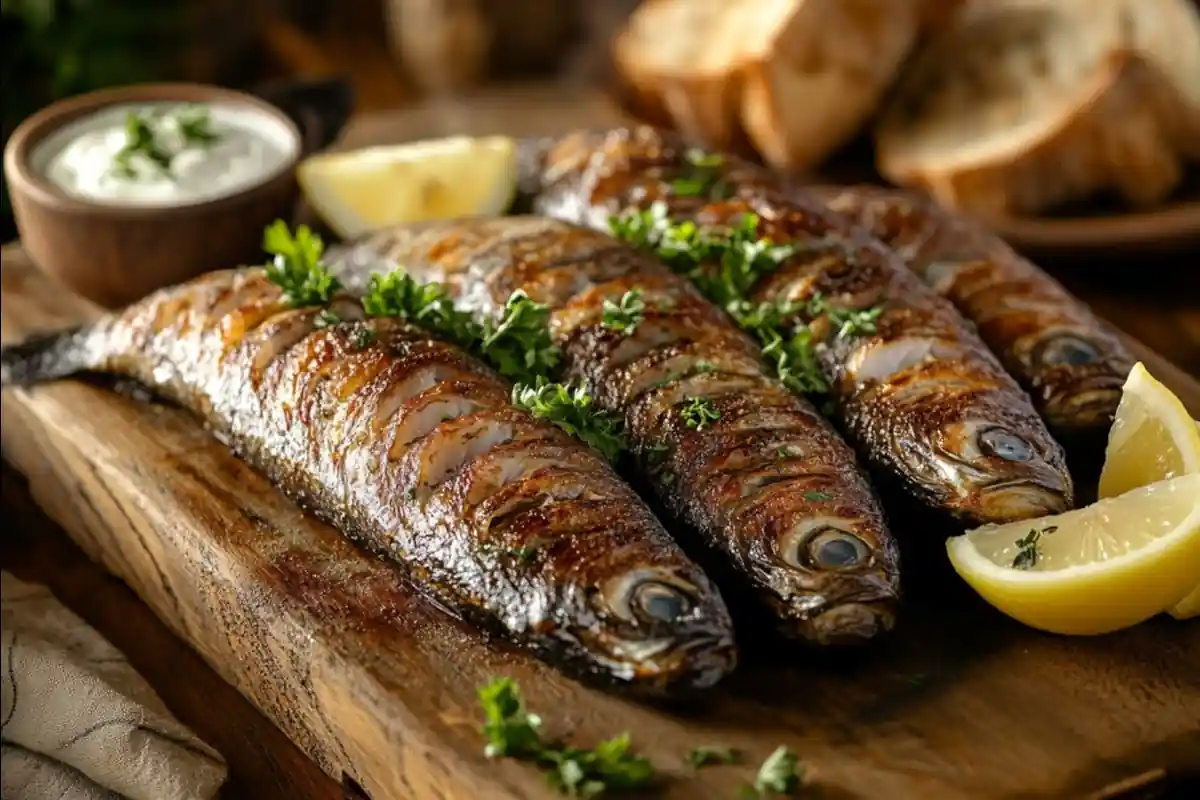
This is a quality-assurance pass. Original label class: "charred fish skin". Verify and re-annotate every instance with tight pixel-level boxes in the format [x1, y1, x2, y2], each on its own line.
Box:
[329, 217, 902, 647]
[809, 184, 1137, 437]
[519, 126, 1075, 526]
[0, 268, 737, 692]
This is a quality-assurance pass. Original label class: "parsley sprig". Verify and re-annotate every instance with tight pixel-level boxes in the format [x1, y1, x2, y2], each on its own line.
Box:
[601, 289, 646, 335]
[512, 378, 626, 463]
[671, 149, 733, 199]
[740, 746, 804, 798]
[480, 291, 561, 384]
[680, 397, 720, 431]
[362, 271, 560, 385]
[610, 206, 884, 403]
[361, 269, 477, 350]
[262, 221, 342, 308]
[479, 678, 655, 798]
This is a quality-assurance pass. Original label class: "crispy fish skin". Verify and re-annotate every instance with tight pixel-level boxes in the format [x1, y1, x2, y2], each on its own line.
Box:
[329, 217, 902, 646]
[519, 126, 1075, 525]
[0, 268, 737, 691]
[809, 184, 1137, 436]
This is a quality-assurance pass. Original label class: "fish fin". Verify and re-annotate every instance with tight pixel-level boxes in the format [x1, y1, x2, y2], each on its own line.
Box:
[1, 325, 93, 387]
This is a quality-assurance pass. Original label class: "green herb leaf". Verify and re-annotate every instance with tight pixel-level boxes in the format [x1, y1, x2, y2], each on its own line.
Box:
[112, 111, 173, 178]
[360, 268, 480, 350]
[685, 746, 740, 769]
[512, 378, 626, 463]
[350, 327, 376, 350]
[477, 678, 656, 797]
[313, 309, 341, 329]
[262, 221, 341, 308]
[174, 105, 220, 145]
[802, 491, 832, 502]
[478, 678, 544, 760]
[1012, 525, 1057, 570]
[543, 734, 655, 797]
[740, 746, 804, 798]
[670, 149, 733, 199]
[480, 290, 561, 384]
[680, 397, 720, 431]
[601, 289, 646, 335]
[827, 304, 884, 339]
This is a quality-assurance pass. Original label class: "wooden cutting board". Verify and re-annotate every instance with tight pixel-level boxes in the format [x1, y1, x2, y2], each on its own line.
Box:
[3, 246, 1199, 800]
[3, 86, 1200, 800]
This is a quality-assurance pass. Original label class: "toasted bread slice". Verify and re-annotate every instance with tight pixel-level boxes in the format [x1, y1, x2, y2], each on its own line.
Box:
[612, 0, 922, 170]
[876, 0, 1198, 217]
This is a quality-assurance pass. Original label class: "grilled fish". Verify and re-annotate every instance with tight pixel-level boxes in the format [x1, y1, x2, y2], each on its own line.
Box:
[0, 268, 737, 691]
[329, 216, 902, 646]
[519, 126, 1075, 526]
[809, 184, 1137, 437]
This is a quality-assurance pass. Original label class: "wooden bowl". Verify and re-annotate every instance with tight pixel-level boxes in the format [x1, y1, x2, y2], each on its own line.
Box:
[3, 83, 303, 309]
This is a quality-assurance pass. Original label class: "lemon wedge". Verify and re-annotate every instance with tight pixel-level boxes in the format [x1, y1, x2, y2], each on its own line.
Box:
[1097, 362, 1200, 499]
[946, 473, 1200, 635]
[297, 136, 517, 239]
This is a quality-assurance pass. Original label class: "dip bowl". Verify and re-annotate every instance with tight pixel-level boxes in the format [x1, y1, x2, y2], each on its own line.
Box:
[4, 83, 303, 309]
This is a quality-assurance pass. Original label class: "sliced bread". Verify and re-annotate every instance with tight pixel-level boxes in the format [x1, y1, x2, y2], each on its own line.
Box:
[612, 0, 922, 170]
[876, 0, 1200, 217]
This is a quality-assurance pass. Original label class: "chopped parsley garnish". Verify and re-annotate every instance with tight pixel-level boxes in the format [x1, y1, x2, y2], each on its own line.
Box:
[350, 327, 376, 350]
[313, 309, 341, 329]
[478, 678, 655, 797]
[685, 746, 740, 769]
[112, 106, 221, 179]
[512, 378, 626, 463]
[802, 491, 832, 502]
[680, 397, 720, 430]
[1012, 525, 1057, 570]
[262, 221, 342, 308]
[601, 289, 646, 335]
[740, 746, 804, 798]
[671, 149, 733, 199]
[480, 290, 561, 384]
[361, 268, 478, 350]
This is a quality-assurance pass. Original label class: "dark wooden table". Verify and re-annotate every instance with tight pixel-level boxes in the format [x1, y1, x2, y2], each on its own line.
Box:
[1, 83, 1196, 798]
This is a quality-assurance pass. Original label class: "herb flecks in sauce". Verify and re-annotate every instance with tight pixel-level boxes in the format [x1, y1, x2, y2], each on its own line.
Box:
[685, 746, 740, 769]
[740, 746, 805, 798]
[112, 105, 222, 180]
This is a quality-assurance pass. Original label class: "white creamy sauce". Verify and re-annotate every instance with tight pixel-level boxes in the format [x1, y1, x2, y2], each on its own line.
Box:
[34, 102, 297, 207]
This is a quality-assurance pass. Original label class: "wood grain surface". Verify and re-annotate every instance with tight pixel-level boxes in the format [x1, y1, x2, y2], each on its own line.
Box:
[2, 237, 1199, 800]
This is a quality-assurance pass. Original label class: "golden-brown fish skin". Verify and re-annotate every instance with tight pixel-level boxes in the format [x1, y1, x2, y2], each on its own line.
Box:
[518, 126, 1075, 526]
[809, 184, 1137, 437]
[0, 268, 737, 692]
[329, 217, 902, 646]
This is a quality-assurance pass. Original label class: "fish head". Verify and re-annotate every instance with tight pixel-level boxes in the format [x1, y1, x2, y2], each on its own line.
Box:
[895, 410, 1074, 524]
[755, 512, 902, 646]
[581, 565, 737, 690]
[1019, 327, 1131, 433]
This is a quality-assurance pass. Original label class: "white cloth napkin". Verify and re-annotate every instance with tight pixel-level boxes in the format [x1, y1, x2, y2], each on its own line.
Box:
[0, 571, 227, 800]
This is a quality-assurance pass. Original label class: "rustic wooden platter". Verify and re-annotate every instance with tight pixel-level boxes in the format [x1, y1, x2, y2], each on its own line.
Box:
[3, 238, 1200, 800]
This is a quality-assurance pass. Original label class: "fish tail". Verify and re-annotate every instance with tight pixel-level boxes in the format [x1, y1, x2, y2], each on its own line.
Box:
[1, 325, 94, 387]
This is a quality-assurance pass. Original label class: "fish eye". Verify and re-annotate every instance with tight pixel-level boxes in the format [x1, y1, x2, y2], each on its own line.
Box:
[602, 570, 695, 626]
[978, 427, 1033, 462]
[1034, 333, 1101, 367]
[780, 523, 871, 571]
[631, 581, 692, 624]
